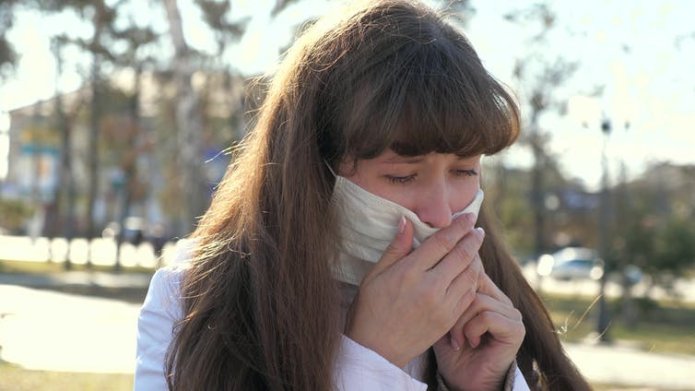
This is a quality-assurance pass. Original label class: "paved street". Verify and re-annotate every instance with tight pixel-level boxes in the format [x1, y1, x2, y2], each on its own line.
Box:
[1, 278, 695, 389]
[566, 343, 695, 390]
[0, 284, 141, 374]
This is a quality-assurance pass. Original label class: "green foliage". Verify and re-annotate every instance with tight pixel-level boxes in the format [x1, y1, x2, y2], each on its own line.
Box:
[653, 218, 695, 274]
[609, 164, 695, 283]
[543, 293, 695, 355]
[0, 199, 34, 233]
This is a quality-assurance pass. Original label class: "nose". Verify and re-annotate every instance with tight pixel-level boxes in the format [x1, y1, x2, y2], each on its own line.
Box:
[413, 183, 453, 229]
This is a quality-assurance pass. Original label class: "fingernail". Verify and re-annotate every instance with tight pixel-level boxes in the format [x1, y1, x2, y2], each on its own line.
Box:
[398, 216, 406, 234]
[475, 227, 485, 238]
[450, 335, 461, 351]
[471, 338, 480, 349]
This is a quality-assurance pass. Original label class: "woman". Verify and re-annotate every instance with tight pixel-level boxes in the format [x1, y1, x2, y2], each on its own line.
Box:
[135, 0, 590, 390]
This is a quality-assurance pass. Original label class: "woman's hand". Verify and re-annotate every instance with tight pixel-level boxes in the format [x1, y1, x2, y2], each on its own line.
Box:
[344, 213, 484, 368]
[433, 265, 525, 391]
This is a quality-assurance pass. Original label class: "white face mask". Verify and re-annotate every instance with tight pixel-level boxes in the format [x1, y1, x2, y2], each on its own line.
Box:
[332, 175, 484, 284]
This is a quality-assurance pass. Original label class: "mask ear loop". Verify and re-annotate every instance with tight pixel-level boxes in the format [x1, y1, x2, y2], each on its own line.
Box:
[324, 160, 338, 177]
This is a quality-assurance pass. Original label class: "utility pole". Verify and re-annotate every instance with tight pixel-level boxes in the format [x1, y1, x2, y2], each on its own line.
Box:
[596, 117, 612, 342]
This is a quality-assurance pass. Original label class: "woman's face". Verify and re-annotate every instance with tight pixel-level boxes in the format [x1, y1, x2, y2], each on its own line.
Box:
[339, 150, 481, 228]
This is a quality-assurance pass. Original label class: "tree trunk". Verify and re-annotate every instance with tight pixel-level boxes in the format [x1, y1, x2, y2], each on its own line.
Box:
[114, 64, 143, 272]
[52, 46, 76, 270]
[163, 0, 208, 237]
[85, 4, 108, 268]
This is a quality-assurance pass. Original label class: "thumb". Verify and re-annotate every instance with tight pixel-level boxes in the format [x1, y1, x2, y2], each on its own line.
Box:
[365, 216, 414, 280]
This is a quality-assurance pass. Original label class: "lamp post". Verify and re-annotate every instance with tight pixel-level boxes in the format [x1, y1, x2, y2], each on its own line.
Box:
[568, 95, 613, 342]
[596, 118, 612, 342]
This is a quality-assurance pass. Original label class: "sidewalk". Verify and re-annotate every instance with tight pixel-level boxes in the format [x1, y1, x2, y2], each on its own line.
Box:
[1, 274, 695, 389]
[0, 271, 153, 290]
[566, 343, 695, 390]
[0, 283, 142, 374]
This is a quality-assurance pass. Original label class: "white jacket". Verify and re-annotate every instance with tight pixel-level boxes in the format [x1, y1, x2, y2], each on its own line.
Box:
[134, 248, 530, 390]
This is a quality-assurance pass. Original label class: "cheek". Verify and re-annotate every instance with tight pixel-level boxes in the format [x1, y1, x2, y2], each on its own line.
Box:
[449, 179, 480, 212]
[341, 168, 419, 209]
[356, 176, 416, 207]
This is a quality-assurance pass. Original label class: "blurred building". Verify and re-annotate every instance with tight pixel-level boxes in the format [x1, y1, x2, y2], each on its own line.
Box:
[1, 69, 246, 237]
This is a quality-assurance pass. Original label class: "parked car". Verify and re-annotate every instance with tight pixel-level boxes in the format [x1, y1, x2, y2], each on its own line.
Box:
[536, 247, 604, 281]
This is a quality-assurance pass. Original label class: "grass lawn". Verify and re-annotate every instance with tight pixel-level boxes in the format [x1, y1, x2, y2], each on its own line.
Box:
[0, 361, 133, 391]
[541, 293, 695, 355]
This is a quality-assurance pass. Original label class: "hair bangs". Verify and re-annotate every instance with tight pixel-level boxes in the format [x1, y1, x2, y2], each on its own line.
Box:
[339, 29, 519, 161]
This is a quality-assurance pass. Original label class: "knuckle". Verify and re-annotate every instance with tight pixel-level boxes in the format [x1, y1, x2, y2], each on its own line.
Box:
[384, 242, 401, 257]
[432, 231, 455, 253]
[465, 271, 478, 290]
[452, 241, 475, 261]
[472, 258, 484, 274]
[479, 310, 495, 323]
[518, 324, 527, 337]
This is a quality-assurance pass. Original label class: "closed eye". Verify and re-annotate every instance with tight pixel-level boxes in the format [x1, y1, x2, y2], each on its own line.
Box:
[453, 169, 478, 177]
[385, 174, 417, 184]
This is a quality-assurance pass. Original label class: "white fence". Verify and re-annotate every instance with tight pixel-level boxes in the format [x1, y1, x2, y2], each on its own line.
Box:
[0, 235, 178, 268]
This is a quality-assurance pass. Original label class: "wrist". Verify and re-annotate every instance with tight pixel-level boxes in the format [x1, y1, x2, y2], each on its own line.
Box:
[344, 331, 410, 368]
[437, 360, 517, 391]
[437, 369, 507, 391]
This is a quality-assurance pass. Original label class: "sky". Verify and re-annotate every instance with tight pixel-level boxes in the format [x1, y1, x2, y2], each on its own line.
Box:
[1, 0, 694, 190]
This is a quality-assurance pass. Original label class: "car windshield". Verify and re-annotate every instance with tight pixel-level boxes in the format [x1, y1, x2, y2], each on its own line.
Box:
[553, 247, 596, 262]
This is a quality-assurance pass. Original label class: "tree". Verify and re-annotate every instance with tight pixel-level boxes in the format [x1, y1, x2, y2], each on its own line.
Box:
[616, 164, 695, 283]
[40, 0, 122, 265]
[163, 0, 210, 236]
[109, 24, 158, 270]
[506, 3, 578, 257]
[0, 0, 20, 79]
[195, 0, 248, 165]
[653, 218, 695, 281]
[49, 34, 83, 270]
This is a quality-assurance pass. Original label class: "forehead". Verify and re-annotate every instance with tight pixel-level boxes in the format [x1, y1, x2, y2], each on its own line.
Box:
[345, 149, 482, 168]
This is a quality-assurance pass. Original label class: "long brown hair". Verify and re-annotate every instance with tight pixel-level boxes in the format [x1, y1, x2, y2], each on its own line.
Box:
[166, 1, 590, 390]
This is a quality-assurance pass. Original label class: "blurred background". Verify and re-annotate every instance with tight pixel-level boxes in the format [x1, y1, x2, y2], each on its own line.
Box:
[0, 0, 693, 390]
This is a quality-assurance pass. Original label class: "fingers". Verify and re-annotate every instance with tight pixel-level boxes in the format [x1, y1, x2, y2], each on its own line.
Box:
[365, 217, 414, 281]
[433, 227, 485, 287]
[406, 213, 477, 271]
[443, 253, 484, 303]
[446, 287, 477, 350]
[449, 289, 522, 350]
[463, 308, 525, 349]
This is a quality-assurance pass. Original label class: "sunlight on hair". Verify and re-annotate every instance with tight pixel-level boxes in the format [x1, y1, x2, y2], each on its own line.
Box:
[554, 295, 603, 339]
